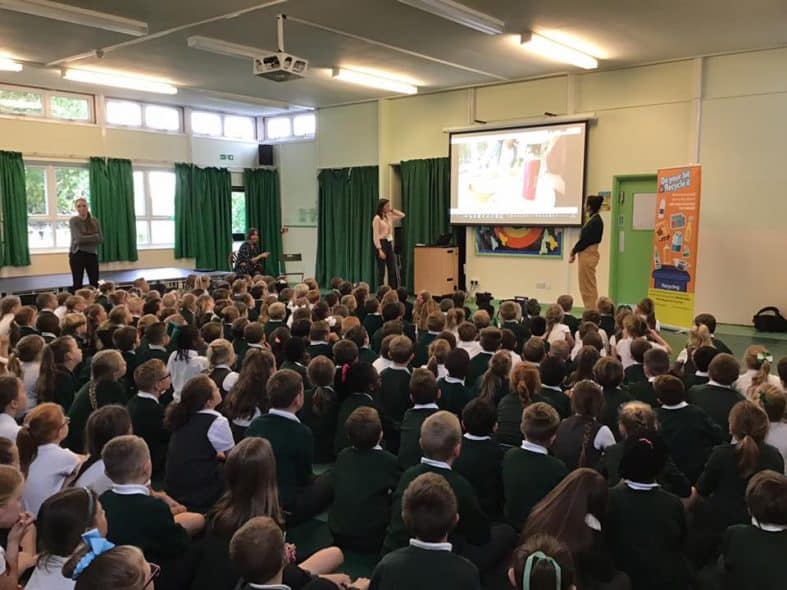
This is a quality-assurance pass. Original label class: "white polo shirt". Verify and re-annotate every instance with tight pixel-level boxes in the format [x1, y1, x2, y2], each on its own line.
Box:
[23, 443, 81, 516]
[0, 413, 20, 442]
[73, 459, 113, 496]
[167, 350, 210, 402]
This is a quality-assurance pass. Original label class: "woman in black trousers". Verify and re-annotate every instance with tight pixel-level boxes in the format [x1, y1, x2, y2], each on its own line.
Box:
[372, 198, 405, 289]
[69, 197, 103, 291]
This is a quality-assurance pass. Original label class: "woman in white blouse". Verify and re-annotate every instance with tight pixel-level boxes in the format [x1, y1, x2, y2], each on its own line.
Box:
[372, 199, 405, 289]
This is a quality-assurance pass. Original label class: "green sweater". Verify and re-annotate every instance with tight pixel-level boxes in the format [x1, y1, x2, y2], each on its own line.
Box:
[335, 393, 377, 453]
[126, 394, 169, 476]
[328, 447, 401, 539]
[280, 360, 312, 389]
[359, 347, 379, 365]
[379, 367, 412, 427]
[534, 386, 571, 420]
[656, 404, 723, 483]
[623, 363, 646, 385]
[687, 383, 744, 436]
[721, 525, 787, 590]
[436, 378, 473, 417]
[306, 342, 333, 360]
[397, 407, 439, 470]
[502, 446, 568, 529]
[600, 386, 632, 440]
[413, 332, 437, 368]
[606, 484, 690, 590]
[383, 462, 490, 553]
[453, 436, 504, 520]
[467, 352, 494, 385]
[597, 442, 691, 498]
[627, 379, 659, 407]
[100, 490, 189, 561]
[246, 413, 315, 510]
[370, 545, 481, 590]
[65, 380, 128, 452]
[495, 393, 524, 447]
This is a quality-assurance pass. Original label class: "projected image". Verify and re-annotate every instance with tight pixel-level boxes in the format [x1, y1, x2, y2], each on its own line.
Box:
[450, 122, 586, 226]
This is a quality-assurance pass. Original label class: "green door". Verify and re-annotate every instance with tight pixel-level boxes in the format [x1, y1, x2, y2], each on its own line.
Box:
[609, 175, 658, 306]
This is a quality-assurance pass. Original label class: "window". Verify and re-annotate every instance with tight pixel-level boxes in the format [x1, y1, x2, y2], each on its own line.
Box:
[293, 113, 316, 137]
[224, 115, 255, 140]
[106, 100, 142, 127]
[25, 164, 90, 249]
[50, 95, 90, 121]
[231, 190, 246, 235]
[190, 111, 222, 136]
[0, 85, 94, 121]
[0, 88, 44, 117]
[265, 116, 291, 140]
[144, 104, 181, 131]
[133, 169, 176, 247]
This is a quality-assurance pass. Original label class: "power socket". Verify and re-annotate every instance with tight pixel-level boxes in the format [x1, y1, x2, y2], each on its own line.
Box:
[470, 278, 479, 287]
[536, 281, 550, 290]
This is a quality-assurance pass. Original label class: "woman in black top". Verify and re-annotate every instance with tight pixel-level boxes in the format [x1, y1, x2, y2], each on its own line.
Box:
[570, 195, 604, 311]
[234, 227, 270, 276]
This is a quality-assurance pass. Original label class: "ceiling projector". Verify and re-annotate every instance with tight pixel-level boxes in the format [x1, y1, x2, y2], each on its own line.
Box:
[253, 52, 308, 82]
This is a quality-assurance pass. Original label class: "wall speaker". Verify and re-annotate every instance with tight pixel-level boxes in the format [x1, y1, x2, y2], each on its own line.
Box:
[258, 144, 274, 166]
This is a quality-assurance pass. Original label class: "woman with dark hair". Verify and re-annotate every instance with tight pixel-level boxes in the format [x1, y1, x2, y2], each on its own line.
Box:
[234, 227, 270, 276]
[570, 195, 604, 311]
[523, 468, 627, 590]
[372, 198, 405, 289]
[69, 197, 103, 291]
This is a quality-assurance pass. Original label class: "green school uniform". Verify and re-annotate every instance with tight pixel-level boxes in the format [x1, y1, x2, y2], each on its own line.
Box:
[280, 360, 312, 389]
[453, 435, 504, 520]
[371, 543, 481, 590]
[467, 351, 494, 385]
[688, 383, 744, 436]
[534, 385, 571, 419]
[65, 380, 127, 452]
[600, 386, 632, 440]
[436, 377, 473, 417]
[359, 346, 379, 365]
[597, 442, 691, 498]
[334, 393, 377, 453]
[502, 443, 568, 529]
[623, 363, 647, 385]
[397, 405, 439, 470]
[657, 403, 723, 483]
[306, 342, 333, 360]
[627, 378, 659, 407]
[721, 524, 787, 590]
[495, 393, 524, 447]
[379, 367, 412, 427]
[413, 332, 438, 368]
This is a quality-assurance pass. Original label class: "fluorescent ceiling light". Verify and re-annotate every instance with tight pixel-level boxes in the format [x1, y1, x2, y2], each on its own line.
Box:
[0, 0, 148, 36]
[187, 36, 264, 60]
[62, 69, 177, 95]
[397, 0, 504, 35]
[520, 32, 599, 70]
[332, 68, 417, 95]
[0, 58, 22, 72]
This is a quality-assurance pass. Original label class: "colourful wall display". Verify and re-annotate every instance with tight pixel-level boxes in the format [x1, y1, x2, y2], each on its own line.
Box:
[474, 226, 564, 257]
[648, 165, 702, 328]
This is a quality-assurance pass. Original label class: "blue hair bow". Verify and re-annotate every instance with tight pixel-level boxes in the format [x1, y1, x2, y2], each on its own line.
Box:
[523, 551, 562, 590]
[70, 529, 115, 580]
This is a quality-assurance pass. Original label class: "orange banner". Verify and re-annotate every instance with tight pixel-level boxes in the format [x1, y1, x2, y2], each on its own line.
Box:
[648, 165, 702, 328]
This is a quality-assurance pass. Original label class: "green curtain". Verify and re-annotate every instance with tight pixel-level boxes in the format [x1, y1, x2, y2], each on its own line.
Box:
[174, 163, 232, 270]
[400, 157, 451, 289]
[89, 157, 137, 262]
[0, 151, 30, 267]
[316, 166, 378, 286]
[244, 168, 283, 276]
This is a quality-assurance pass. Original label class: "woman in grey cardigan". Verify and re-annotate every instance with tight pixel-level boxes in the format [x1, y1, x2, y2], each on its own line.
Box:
[69, 197, 103, 290]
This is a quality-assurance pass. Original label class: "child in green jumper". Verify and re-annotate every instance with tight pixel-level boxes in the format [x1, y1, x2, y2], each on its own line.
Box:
[329, 406, 401, 553]
[437, 347, 472, 417]
[379, 335, 414, 453]
[397, 369, 441, 470]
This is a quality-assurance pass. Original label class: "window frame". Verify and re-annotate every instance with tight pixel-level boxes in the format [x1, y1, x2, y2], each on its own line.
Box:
[261, 111, 316, 143]
[187, 107, 258, 142]
[24, 161, 92, 252]
[133, 168, 177, 248]
[0, 83, 94, 123]
[105, 97, 184, 134]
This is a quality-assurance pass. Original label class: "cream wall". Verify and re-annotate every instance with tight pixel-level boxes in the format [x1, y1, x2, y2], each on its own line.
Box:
[0, 114, 260, 279]
[277, 140, 318, 278]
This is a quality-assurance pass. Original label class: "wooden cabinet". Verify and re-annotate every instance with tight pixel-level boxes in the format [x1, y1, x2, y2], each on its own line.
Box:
[413, 246, 459, 296]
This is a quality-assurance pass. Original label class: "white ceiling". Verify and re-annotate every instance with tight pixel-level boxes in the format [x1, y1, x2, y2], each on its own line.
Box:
[1, 0, 787, 114]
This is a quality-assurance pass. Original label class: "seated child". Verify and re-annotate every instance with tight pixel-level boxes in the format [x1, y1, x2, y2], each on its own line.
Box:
[655, 374, 723, 484]
[496, 363, 540, 447]
[373, 334, 396, 375]
[720, 470, 787, 590]
[100, 434, 205, 590]
[499, 300, 530, 353]
[414, 313, 446, 368]
[362, 298, 383, 338]
[379, 336, 414, 452]
[0, 376, 24, 443]
[523, 336, 547, 366]
[453, 398, 504, 520]
[597, 296, 616, 336]
[594, 356, 631, 440]
[557, 294, 579, 335]
[329, 407, 400, 553]
[136, 321, 170, 364]
[627, 347, 670, 407]
[736, 345, 783, 399]
[688, 353, 745, 436]
[346, 325, 378, 365]
[437, 347, 473, 417]
[757, 384, 787, 471]
[281, 337, 312, 390]
[300, 355, 339, 463]
[335, 363, 380, 453]
[694, 313, 732, 355]
[128, 359, 171, 477]
[264, 302, 287, 336]
[553, 380, 616, 470]
[247, 369, 333, 525]
[536, 356, 571, 419]
[0, 465, 35, 582]
[509, 533, 575, 590]
[684, 344, 719, 390]
[503, 402, 568, 530]
[476, 351, 511, 404]
[398, 369, 441, 470]
[112, 326, 139, 394]
[467, 328, 502, 384]
[307, 321, 333, 361]
[167, 326, 209, 403]
[35, 311, 60, 343]
[456, 321, 481, 359]
[606, 432, 691, 590]
[206, 338, 238, 400]
[371, 473, 480, 590]
[164, 375, 234, 512]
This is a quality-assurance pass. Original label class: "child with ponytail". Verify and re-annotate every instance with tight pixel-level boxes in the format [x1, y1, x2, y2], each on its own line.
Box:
[223, 348, 275, 442]
[737, 345, 783, 399]
[553, 380, 615, 470]
[7, 334, 45, 411]
[36, 336, 84, 412]
[62, 541, 152, 590]
[19, 403, 82, 516]
[696, 400, 784, 546]
[496, 362, 540, 447]
[509, 533, 576, 590]
[301, 355, 339, 463]
[543, 304, 574, 349]
[477, 350, 512, 406]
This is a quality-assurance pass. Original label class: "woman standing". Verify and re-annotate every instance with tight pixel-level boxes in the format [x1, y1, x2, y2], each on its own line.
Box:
[570, 195, 604, 311]
[69, 198, 103, 291]
[372, 199, 405, 289]
[234, 228, 270, 276]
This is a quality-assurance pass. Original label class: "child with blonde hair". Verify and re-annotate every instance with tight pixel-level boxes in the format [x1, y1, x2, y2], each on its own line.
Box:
[737, 345, 783, 399]
[543, 304, 574, 349]
[756, 383, 787, 471]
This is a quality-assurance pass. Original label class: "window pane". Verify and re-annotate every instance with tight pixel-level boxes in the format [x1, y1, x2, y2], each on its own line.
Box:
[25, 166, 47, 215]
[106, 100, 142, 126]
[293, 113, 316, 136]
[265, 116, 291, 140]
[55, 168, 90, 215]
[133, 171, 146, 216]
[231, 191, 246, 234]
[224, 115, 255, 140]
[144, 105, 180, 131]
[28, 221, 54, 249]
[0, 89, 43, 116]
[150, 220, 174, 245]
[54, 220, 71, 249]
[149, 171, 175, 217]
[136, 220, 150, 245]
[50, 95, 90, 121]
[190, 111, 222, 136]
